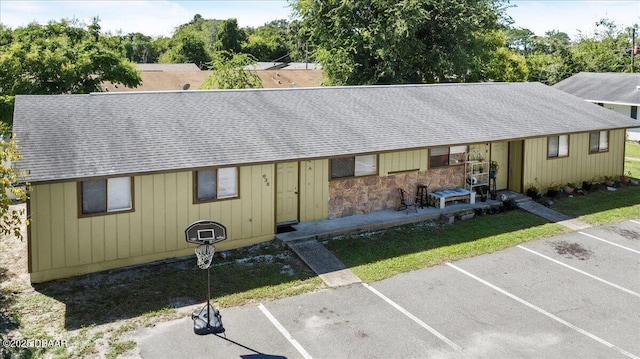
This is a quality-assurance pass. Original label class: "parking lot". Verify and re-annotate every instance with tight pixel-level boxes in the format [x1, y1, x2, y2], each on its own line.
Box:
[131, 219, 640, 359]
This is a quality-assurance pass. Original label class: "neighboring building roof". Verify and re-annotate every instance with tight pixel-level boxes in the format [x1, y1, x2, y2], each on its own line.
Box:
[553, 72, 640, 106]
[13, 82, 638, 183]
[103, 64, 322, 92]
[243, 62, 286, 71]
[281, 63, 323, 70]
[135, 63, 201, 72]
[103, 71, 211, 92]
[255, 70, 323, 88]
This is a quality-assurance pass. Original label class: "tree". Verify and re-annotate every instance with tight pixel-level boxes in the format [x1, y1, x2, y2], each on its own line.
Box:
[0, 19, 141, 125]
[200, 51, 262, 89]
[524, 30, 577, 85]
[505, 27, 535, 55]
[215, 19, 247, 53]
[484, 37, 529, 81]
[292, 0, 510, 85]
[243, 19, 291, 61]
[0, 135, 29, 239]
[121, 32, 162, 63]
[159, 32, 211, 67]
[572, 19, 634, 73]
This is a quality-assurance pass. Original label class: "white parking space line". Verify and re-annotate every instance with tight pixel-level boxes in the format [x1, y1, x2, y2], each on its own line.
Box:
[578, 232, 640, 255]
[630, 220, 640, 225]
[362, 283, 469, 358]
[446, 263, 640, 359]
[258, 303, 313, 359]
[517, 245, 640, 298]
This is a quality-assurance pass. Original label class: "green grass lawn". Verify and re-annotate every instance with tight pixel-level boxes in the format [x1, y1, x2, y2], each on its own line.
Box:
[625, 141, 640, 158]
[324, 211, 569, 282]
[625, 159, 640, 178]
[548, 184, 640, 225]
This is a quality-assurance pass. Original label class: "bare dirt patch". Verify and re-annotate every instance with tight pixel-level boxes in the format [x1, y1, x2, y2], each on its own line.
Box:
[553, 240, 593, 260]
[0, 203, 320, 358]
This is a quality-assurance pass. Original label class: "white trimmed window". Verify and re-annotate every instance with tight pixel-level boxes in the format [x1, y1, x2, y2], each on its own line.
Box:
[589, 131, 608, 153]
[81, 177, 132, 215]
[430, 145, 468, 168]
[196, 167, 238, 202]
[548, 135, 569, 158]
[331, 154, 377, 179]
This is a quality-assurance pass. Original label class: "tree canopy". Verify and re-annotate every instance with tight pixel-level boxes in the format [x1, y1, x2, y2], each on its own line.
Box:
[0, 19, 141, 127]
[292, 0, 520, 85]
[200, 51, 262, 89]
[0, 135, 29, 239]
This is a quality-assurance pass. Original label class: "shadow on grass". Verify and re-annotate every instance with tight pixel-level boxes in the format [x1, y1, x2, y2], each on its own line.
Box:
[0, 267, 20, 335]
[323, 209, 559, 277]
[32, 242, 317, 331]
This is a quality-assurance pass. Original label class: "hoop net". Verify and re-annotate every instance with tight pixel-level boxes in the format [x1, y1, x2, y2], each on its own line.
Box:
[195, 244, 215, 269]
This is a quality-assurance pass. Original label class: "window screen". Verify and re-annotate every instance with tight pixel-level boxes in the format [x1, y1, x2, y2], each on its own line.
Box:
[331, 157, 355, 178]
[197, 169, 218, 201]
[82, 179, 107, 214]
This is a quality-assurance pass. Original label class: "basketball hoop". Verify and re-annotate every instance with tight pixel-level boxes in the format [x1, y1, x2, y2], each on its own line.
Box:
[185, 220, 228, 335]
[195, 243, 215, 270]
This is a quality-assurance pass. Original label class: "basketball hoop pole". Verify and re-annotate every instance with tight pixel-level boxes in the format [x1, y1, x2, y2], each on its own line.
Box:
[206, 265, 212, 329]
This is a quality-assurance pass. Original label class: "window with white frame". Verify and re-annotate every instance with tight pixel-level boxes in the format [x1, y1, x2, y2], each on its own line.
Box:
[81, 177, 132, 215]
[195, 167, 238, 202]
[589, 131, 608, 153]
[330, 154, 377, 179]
[430, 145, 468, 168]
[548, 135, 569, 158]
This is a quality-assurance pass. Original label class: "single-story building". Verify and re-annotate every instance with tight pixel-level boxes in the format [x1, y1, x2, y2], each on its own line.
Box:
[553, 72, 640, 141]
[13, 82, 638, 282]
[102, 63, 323, 92]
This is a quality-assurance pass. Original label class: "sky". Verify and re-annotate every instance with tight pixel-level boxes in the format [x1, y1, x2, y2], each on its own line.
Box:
[0, 0, 639, 40]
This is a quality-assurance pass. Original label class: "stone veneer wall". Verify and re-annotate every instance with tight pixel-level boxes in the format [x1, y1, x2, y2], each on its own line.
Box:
[328, 166, 465, 219]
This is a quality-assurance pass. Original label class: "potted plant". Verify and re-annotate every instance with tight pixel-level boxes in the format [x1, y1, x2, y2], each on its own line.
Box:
[564, 182, 576, 195]
[620, 171, 631, 184]
[476, 186, 488, 202]
[526, 184, 538, 199]
[546, 182, 559, 198]
[490, 190, 498, 200]
[604, 176, 615, 187]
[489, 161, 499, 179]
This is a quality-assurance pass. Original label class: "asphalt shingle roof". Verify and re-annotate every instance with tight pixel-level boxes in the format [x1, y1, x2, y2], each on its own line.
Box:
[553, 72, 640, 105]
[13, 82, 639, 183]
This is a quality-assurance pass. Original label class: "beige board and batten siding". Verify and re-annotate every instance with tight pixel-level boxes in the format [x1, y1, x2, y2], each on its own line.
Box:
[379, 149, 429, 175]
[522, 130, 626, 189]
[28, 164, 275, 283]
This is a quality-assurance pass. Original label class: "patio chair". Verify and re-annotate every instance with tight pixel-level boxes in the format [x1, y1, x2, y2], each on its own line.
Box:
[397, 188, 418, 214]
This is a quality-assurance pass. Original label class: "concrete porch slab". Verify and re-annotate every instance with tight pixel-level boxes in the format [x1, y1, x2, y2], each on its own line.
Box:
[277, 195, 521, 245]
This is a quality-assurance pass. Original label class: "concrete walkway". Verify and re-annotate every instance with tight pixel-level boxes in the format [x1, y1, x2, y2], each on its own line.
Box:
[517, 200, 592, 230]
[279, 192, 590, 287]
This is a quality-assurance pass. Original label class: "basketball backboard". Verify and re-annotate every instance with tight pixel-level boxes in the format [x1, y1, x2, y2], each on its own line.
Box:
[185, 220, 227, 245]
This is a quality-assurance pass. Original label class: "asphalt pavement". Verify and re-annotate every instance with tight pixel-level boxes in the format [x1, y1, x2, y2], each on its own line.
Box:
[125, 218, 640, 359]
